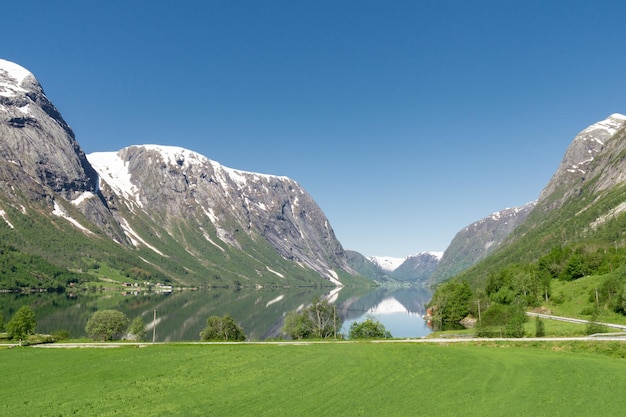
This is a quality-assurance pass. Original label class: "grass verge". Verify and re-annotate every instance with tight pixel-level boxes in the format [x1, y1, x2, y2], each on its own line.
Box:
[1, 342, 626, 416]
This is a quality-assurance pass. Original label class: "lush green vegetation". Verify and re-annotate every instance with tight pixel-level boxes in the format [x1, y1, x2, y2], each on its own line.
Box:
[199, 314, 246, 341]
[282, 296, 342, 339]
[0, 193, 369, 291]
[0, 243, 89, 291]
[429, 241, 626, 334]
[349, 315, 391, 339]
[429, 157, 626, 333]
[1, 342, 626, 416]
[85, 310, 130, 341]
[5, 305, 36, 340]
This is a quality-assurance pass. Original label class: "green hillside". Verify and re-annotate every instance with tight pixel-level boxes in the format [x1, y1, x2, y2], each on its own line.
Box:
[0, 192, 365, 290]
[428, 126, 626, 331]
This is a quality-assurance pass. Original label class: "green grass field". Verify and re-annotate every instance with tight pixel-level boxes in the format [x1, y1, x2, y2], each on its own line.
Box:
[2, 342, 626, 416]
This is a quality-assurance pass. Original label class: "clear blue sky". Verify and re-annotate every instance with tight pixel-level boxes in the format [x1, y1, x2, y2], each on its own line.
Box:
[3, 1, 626, 257]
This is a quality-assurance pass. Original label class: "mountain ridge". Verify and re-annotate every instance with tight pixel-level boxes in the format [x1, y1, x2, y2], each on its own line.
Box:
[0, 58, 359, 288]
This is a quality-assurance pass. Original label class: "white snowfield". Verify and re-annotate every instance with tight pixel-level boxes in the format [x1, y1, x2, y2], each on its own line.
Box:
[368, 251, 443, 272]
[0, 58, 34, 98]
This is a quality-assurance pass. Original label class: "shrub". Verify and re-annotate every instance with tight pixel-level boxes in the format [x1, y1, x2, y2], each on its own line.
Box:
[128, 316, 147, 341]
[282, 297, 341, 339]
[85, 310, 129, 341]
[6, 305, 36, 340]
[349, 316, 391, 339]
[535, 317, 545, 337]
[200, 315, 245, 341]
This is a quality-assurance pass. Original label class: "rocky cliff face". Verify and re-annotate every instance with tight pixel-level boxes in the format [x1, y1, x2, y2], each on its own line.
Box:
[538, 114, 626, 210]
[0, 59, 127, 243]
[88, 145, 353, 283]
[0, 59, 97, 198]
[429, 201, 536, 284]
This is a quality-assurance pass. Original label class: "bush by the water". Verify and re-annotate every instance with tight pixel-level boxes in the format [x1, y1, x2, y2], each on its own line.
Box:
[199, 315, 246, 341]
[349, 316, 391, 339]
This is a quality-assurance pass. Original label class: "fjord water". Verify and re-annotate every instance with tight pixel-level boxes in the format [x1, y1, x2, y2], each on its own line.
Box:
[1, 286, 432, 341]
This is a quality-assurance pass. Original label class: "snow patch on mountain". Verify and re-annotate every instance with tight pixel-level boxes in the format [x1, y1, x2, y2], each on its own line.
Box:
[142, 144, 209, 171]
[52, 202, 93, 235]
[88, 151, 143, 208]
[0, 59, 33, 98]
[580, 113, 626, 138]
[119, 217, 165, 256]
[71, 191, 97, 206]
[266, 266, 285, 278]
[565, 114, 626, 175]
[414, 251, 444, 260]
[368, 256, 406, 272]
[0, 209, 14, 229]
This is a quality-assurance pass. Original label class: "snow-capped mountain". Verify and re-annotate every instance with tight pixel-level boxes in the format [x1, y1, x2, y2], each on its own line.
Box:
[0, 58, 356, 287]
[429, 201, 536, 284]
[391, 251, 443, 282]
[367, 256, 405, 273]
[87, 145, 353, 284]
[362, 252, 443, 283]
[456, 113, 626, 287]
[0, 58, 127, 243]
[539, 113, 626, 209]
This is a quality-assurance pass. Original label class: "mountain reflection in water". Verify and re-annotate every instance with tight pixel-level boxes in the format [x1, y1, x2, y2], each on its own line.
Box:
[1, 285, 432, 341]
[340, 286, 433, 339]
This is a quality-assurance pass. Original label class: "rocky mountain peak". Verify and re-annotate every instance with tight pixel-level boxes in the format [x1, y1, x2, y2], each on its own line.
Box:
[0, 59, 98, 200]
[538, 113, 626, 209]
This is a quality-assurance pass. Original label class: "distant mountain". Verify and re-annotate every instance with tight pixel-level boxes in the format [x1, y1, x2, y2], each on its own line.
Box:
[367, 256, 405, 273]
[391, 252, 442, 283]
[429, 202, 536, 284]
[346, 252, 443, 284]
[345, 250, 394, 283]
[0, 58, 363, 289]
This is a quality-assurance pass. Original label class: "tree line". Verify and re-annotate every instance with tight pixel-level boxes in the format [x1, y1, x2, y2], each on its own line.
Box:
[2, 297, 392, 343]
[428, 242, 626, 336]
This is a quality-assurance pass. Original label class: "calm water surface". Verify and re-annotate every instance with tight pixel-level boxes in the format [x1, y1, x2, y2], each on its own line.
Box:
[1, 286, 432, 341]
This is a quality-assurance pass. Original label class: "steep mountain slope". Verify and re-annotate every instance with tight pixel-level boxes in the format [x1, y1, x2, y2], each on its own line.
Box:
[88, 145, 354, 285]
[456, 113, 626, 286]
[0, 59, 126, 243]
[429, 201, 536, 284]
[392, 251, 442, 282]
[0, 58, 360, 288]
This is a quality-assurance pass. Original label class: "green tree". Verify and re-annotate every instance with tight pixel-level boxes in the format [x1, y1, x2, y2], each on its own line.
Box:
[505, 301, 527, 338]
[85, 310, 129, 341]
[282, 297, 341, 339]
[0, 310, 5, 332]
[349, 316, 391, 339]
[476, 303, 509, 337]
[585, 309, 607, 335]
[535, 317, 545, 337]
[427, 281, 473, 330]
[128, 316, 147, 341]
[200, 315, 245, 341]
[6, 305, 36, 340]
[282, 310, 310, 340]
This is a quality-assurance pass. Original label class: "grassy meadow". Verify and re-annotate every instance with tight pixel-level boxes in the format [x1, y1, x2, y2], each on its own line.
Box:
[2, 342, 626, 416]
